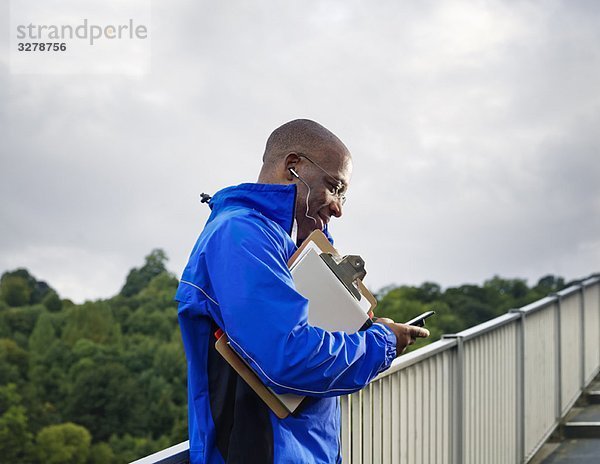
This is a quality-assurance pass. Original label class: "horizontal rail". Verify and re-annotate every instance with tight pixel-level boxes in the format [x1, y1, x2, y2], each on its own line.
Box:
[373, 337, 457, 380]
[556, 285, 582, 297]
[583, 275, 600, 286]
[129, 441, 189, 464]
[451, 312, 520, 341]
[518, 295, 558, 315]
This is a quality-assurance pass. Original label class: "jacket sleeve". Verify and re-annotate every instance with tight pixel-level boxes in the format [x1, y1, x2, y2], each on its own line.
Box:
[205, 214, 397, 397]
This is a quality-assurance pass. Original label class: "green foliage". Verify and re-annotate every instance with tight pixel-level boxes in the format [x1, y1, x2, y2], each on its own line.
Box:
[29, 312, 60, 360]
[109, 433, 171, 464]
[62, 302, 122, 347]
[0, 383, 34, 462]
[137, 272, 179, 305]
[88, 442, 115, 464]
[65, 361, 137, 441]
[43, 290, 63, 312]
[29, 332, 72, 424]
[0, 338, 29, 386]
[0, 268, 53, 306]
[375, 275, 569, 352]
[0, 275, 31, 307]
[125, 306, 172, 341]
[0, 252, 574, 463]
[0, 404, 33, 462]
[120, 249, 169, 297]
[0, 252, 184, 463]
[36, 422, 91, 464]
[0, 304, 47, 347]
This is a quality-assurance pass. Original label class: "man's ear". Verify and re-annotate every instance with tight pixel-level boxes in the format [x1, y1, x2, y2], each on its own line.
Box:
[284, 153, 301, 181]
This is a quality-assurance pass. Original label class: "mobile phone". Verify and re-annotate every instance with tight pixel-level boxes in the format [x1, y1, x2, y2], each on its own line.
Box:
[405, 310, 435, 327]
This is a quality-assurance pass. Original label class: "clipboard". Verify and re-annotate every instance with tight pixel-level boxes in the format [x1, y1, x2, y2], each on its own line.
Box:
[288, 230, 377, 332]
[215, 332, 291, 419]
[215, 229, 377, 418]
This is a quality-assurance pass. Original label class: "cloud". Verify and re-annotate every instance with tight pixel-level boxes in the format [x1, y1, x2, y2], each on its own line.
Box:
[1, 0, 599, 301]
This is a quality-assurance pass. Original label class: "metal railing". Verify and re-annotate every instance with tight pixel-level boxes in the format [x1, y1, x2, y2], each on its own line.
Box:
[341, 275, 600, 464]
[130, 440, 189, 464]
[133, 275, 600, 464]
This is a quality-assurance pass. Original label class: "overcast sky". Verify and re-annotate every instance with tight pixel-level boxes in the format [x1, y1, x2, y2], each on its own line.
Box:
[1, 0, 599, 303]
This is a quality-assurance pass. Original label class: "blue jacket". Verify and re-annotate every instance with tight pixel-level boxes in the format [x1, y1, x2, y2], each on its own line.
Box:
[176, 183, 396, 463]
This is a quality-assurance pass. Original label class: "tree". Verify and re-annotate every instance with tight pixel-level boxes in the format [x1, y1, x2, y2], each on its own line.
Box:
[125, 308, 172, 341]
[0, 269, 53, 307]
[532, 275, 566, 299]
[29, 312, 59, 359]
[28, 314, 71, 423]
[120, 249, 169, 297]
[0, 275, 31, 307]
[88, 442, 116, 464]
[109, 433, 171, 464]
[375, 286, 429, 323]
[0, 383, 34, 462]
[0, 338, 29, 386]
[35, 422, 91, 464]
[43, 290, 63, 312]
[62, 302, 122, 347]
[136, 272, 178, 306]
[153, 342, 186, 400]
[0, 304, 47, 346]
[65, 361, 137, 440]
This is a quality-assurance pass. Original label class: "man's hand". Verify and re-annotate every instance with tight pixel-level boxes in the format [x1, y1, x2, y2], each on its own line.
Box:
[375, 317, 430, 356]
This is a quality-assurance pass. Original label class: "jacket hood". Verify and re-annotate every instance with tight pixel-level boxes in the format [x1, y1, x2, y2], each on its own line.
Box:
[208, 183, 297, 235]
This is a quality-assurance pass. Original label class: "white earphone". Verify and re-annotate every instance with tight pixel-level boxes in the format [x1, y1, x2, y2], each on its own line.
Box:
[288, 167, 318, 227]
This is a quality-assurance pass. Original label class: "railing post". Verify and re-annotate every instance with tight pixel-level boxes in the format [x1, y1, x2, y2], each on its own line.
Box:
[579, 284, 585, 392]
[552, 293, 563, 420]
[596, 278, 600, 379]
[443, 334, 464, 464]
[455, 336, 464, 464]
[340, 395, 350, 462]
[510, 309, 525, 464]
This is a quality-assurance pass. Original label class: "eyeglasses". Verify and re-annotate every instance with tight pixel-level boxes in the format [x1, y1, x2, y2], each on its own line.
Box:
[296, 153, 347, 205]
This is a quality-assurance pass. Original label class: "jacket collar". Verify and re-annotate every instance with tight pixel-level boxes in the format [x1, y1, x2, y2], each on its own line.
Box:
[209, 183, 297, 235]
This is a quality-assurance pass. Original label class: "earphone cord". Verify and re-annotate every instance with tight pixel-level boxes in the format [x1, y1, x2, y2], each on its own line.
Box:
[294, 174, 318, 226]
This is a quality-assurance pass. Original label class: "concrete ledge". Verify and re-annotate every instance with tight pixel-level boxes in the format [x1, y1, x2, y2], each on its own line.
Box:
[564, 422, 600, 439]
[587, 391, 600, 404]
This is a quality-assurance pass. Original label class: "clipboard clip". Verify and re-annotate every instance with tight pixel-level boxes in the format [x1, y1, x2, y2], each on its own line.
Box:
[319, 253, 366, 301]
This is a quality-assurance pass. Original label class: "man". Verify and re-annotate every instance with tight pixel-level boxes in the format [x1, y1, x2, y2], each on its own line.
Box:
[176, 119, 429, 463]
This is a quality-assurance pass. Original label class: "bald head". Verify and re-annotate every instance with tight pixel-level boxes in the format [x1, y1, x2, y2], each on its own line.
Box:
[263, 119, 350, 164]
[259, 119, 351, 184]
